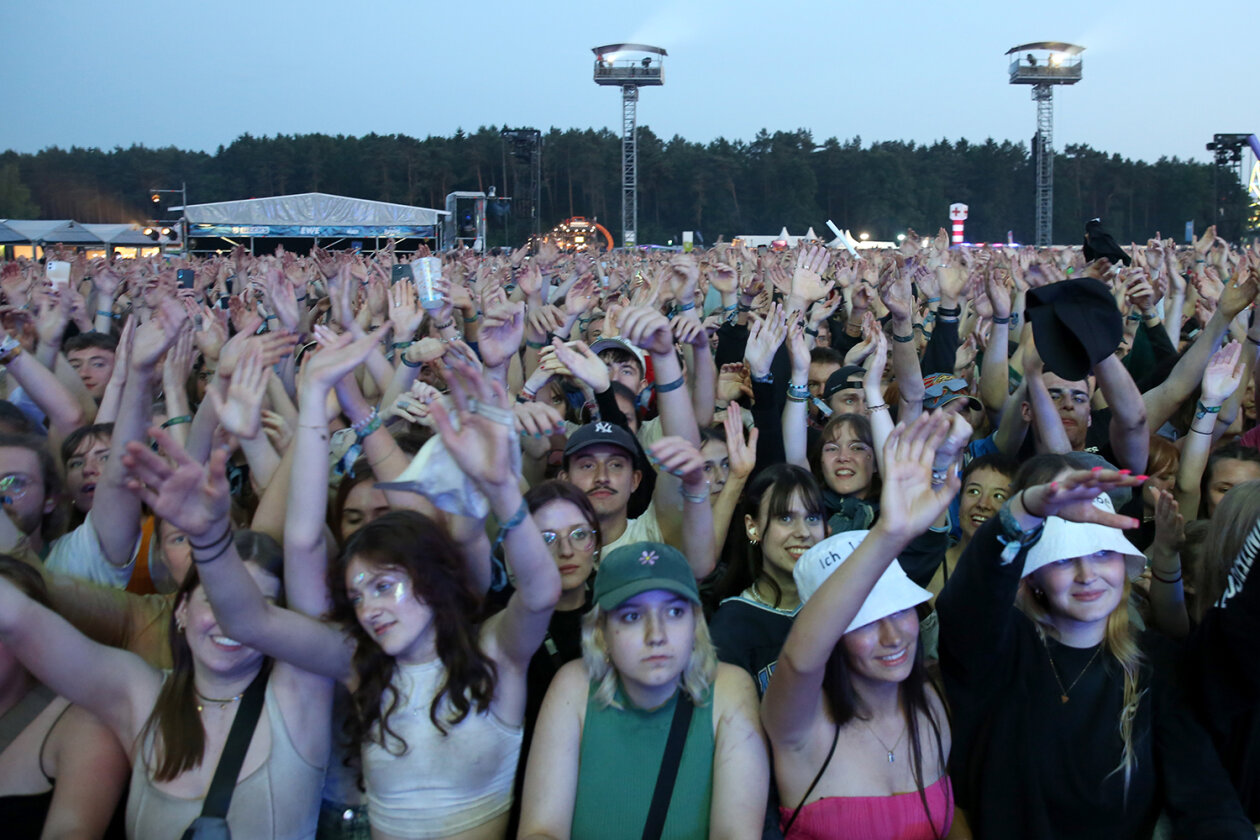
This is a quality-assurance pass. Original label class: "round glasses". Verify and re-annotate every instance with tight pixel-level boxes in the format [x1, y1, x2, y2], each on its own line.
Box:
[540, 527, 596, 553]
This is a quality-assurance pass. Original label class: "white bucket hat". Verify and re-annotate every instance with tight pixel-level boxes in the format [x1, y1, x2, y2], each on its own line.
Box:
[1021, 492, 1145, 580]
[794, 530, 932, 635]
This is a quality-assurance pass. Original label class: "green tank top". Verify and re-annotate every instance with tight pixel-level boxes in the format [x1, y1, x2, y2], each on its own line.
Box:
[571, 680, 715, 840]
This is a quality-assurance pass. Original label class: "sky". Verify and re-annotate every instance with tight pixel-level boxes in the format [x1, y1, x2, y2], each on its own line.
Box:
[4, 0, 1257, 168]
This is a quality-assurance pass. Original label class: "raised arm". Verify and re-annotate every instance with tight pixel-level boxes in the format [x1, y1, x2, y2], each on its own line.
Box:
[122, 426, 354, 683]
[1093, 354, 1148, 474]
[429, 353, 560, 672]
[781, 314, 811, 468]
[0, 570, 160, 753]
[762, 412, 961, 748]
[1174, 342, 1243, 517]
[92, 298, 188, 570]
[0, 321, 85, 439]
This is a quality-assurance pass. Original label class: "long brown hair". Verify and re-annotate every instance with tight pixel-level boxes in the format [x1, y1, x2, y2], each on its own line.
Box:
[140, 530, 283, 782]
[328, 511, 496, 756]
[821, 627, 951, 838]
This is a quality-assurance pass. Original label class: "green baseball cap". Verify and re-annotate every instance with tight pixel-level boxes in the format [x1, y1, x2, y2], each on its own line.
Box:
[594, 541, 699, 610]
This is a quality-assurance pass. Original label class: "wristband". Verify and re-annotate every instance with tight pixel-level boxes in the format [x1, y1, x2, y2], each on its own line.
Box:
[463, 311, 481, 323]
[864, 403, 889, 414]
[1126, 313, 1142, 322]
[722, 304, 738, 312]
[1150, 567, 1183, 584]
[391, 341, 411, 350]
[681, 484, 711, 504]
[892, 332, 915, 343]
[96, 309, 119, 319]
[786, 394, 808, 403]
[804, 326, 819, 337]
[926, 296, 941, 304]
[1195, 401, 1222, 420]
[787, 382, 810, 400]
[525, 339, 547, 350]
[750, 371, 773, 384]
[400, 350, 424, 368]
[161, 415, 193, 428]
[991, 315, 1011, 325]
[655, 375, 686, 394]
[678, 301, 695, 312]
[492, 497, 530, 551]
[936, 305, 962, 318]
[434, 320, 455, 331]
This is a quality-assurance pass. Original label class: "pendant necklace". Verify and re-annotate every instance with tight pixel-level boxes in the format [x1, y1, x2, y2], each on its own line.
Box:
[1043, 639, 1102, 704]
[861, 716, 907, 764]
[194, 688, 244, 714]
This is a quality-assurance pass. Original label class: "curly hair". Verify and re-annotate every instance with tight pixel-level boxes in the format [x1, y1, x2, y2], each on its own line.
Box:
[328, 511, 497, 758]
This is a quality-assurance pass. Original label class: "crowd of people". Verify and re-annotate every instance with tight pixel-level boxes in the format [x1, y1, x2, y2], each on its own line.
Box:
[0, 225, 1257, 839]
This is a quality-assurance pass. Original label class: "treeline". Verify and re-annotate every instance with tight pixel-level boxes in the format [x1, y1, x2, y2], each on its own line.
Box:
[0, 126, 1227, 246]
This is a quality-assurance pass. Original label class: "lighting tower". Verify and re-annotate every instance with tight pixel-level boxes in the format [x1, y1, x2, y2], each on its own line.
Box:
[1006, 42, 1084, 246]
[592, 43, 666, 248]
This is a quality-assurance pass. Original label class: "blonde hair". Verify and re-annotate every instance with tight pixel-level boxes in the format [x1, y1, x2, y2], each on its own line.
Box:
[1017, 577, 1145, 795]
[580, 603, 717, 710]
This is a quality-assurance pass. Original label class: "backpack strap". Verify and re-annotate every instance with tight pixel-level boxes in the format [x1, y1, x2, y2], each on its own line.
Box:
[640, 692, 695, 840]
[198, 666, 270, 820]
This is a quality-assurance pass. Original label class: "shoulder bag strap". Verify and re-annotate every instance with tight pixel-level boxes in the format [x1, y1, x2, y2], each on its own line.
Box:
[199, 666, 270, 820]
[0, 683, 55, 755]
[781, 721, 841, 837]
[640, 692, 695, 840]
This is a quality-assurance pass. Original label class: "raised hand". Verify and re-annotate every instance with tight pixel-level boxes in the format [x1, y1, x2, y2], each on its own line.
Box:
[875, 411, 963, 541]
[1201, 341, 1245, 404]
[647, 436, 709, 495]
[717, 362, 752, 403]
[877, 264, 913, 322]
[671, 312, 708, 349]
[429, 346, 517, 491]
[1018, 468, 1144, 527]
[619, 305, 674, 356]
[265, 265, 300, 332]
[122, 427, 231, 539]
[790, 246, 834, 304]
[723, 404, 758, 483]
[130, 298, 190, 373]
[388, 279, 425, 339]
[303, 323, 390, 395]
[477, 297, 525, 369]
[210, 344, 267, 440]
[744, 303, 788, 380]
[546, 339, 610, 392]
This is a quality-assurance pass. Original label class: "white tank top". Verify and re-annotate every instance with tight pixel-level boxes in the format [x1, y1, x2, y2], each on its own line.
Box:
[362, 658, 522, 838]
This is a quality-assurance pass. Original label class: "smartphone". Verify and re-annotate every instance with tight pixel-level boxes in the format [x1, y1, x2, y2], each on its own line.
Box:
[224, 277, 234, 295]
[390, 264, 413, 285]
[46, 261, 71, 291]
[177, 269, 195, 289]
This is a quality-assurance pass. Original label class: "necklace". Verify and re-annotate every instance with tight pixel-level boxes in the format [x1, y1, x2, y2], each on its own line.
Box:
[1043, 639, 1102, 704]
[861, 716, 907, 764]
[194, 688, 244, 713]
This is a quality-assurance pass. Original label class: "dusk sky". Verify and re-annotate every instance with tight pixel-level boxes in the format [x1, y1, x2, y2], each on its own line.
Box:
[5, 0, 1257, 169]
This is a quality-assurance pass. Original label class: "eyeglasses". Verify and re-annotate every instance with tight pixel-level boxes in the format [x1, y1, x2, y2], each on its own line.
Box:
[0, 473, 34, 502]
[540, 527, 596, 553]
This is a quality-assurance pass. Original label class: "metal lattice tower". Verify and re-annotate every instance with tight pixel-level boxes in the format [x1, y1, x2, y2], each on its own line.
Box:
[1033, 86, 1055, 248]
[593, 44, 666, 248]
[1007, 43, 1084, 247]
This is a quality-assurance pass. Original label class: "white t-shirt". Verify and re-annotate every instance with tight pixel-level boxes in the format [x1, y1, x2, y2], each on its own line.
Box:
[602, 501, 663, 556]
[45, 510, 137, 589]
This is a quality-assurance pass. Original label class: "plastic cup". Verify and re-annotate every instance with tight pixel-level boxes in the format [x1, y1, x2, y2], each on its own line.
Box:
[416, 257, 444, 310]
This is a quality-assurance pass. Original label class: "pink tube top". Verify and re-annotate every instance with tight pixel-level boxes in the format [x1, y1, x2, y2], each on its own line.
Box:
[779, 775, 953, 840]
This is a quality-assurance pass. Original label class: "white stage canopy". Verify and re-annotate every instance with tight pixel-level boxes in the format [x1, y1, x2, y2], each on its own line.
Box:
[178, 192, 446, 239]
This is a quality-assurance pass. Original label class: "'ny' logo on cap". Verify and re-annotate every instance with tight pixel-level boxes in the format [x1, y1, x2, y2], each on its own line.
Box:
[594, 422, 613, 434]
[638, 550, 659, 566]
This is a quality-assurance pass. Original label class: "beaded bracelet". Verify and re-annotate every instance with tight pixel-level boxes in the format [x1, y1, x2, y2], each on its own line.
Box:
[351, 407, 381, 436]
[787, 382, 810, 400]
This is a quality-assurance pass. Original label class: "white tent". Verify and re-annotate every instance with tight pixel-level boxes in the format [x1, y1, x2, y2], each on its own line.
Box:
[83, 224, 161, 246]
[178, 192, 445, 239]
[1, 219, 104, 245]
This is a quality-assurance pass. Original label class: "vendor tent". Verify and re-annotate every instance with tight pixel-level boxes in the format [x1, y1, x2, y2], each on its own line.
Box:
[178, 192, 445, 239]
[1, 219, 104, 245]
[0, 222, 26, 244]
[83, 224, 162, 247]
